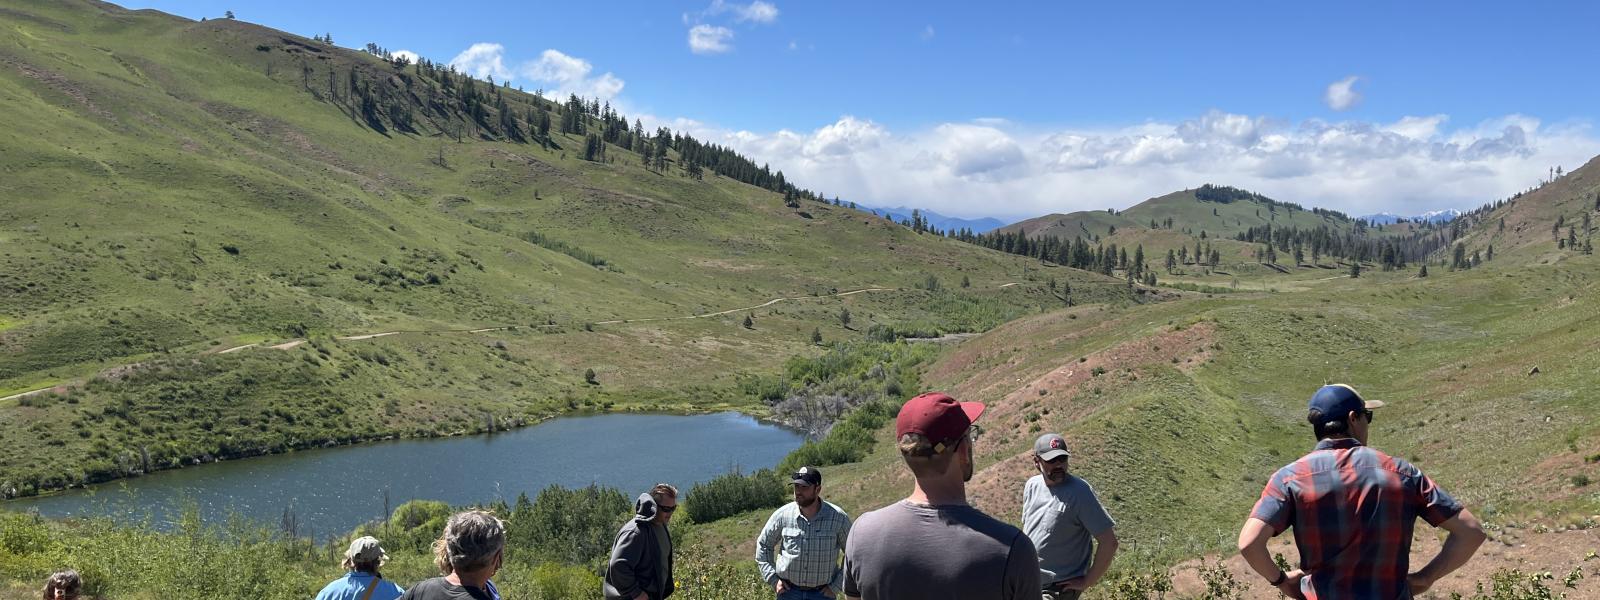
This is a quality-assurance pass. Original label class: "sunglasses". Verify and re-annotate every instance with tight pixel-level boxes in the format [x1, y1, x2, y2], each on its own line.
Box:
[1360, 409, 1375, 423]
[657, 503, 677, 513]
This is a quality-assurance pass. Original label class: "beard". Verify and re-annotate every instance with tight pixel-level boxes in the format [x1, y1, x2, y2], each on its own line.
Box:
[1040, 463, 1067, 484]
[796, 494, 819, 508]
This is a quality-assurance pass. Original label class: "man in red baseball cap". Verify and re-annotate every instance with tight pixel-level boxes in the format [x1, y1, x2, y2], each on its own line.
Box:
[842, 392, 1040, 600]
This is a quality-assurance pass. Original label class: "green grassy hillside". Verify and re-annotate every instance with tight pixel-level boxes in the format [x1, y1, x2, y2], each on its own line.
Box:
[821, 247, 1600, 553]
[1002, 186, 1368, 243]
[0, 0, 1140, 494]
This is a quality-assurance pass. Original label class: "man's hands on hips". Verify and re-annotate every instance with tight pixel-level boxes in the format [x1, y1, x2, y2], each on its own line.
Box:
[1407, 572, 1435, 596]
[1057, 577, 1088, 591]
[1276, 570, 1306, 600]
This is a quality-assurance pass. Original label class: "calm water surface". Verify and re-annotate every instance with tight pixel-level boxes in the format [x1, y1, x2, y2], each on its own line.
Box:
[6, 412, 802, 538]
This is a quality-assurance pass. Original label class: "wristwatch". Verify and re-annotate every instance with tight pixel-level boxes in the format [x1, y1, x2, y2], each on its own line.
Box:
[1269, 571, 1287, 586]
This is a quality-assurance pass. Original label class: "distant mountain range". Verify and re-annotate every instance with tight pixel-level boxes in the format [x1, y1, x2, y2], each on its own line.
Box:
[861, 206, 1007, 234]
[1359, 209, 1461, 225]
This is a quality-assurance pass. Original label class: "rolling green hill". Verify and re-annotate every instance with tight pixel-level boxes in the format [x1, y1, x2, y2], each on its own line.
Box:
[1, 2, 1597, 599]
[0, 0, 1139, 494]
[1001, 185, 1367, 243]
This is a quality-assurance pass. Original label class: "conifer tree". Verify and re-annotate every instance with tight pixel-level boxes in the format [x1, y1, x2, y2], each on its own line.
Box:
[811, 328, 822, 345]
[1349, 259, 1361, 278]
[1418, 264, 1428, 278]
[743, 314, 754, 329]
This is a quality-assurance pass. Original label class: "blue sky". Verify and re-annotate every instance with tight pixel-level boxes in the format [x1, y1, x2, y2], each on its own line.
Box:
[129, 1, 1600, 220]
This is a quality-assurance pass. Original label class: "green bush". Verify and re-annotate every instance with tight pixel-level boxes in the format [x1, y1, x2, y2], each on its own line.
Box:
[684, 469, 785, 523]
[1457, 568, 1584, 600]
[505, 484, 630, 567]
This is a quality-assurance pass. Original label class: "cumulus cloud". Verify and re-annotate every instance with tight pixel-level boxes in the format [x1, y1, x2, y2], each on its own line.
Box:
[1325, 76, 1362, 111]
[522, 49, 625, 100]
[682, 112, 1598, 221]
[689, 24, 735, 54]
[392, 49, 420, 64]
[449, 43, 513, 80]
[448, 44, 625, 101]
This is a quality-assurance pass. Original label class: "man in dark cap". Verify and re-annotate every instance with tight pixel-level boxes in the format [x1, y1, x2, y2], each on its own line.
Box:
[755, 466, 852, 598]
[1022, 433, 1118, 600]
[1238, 384, 1485, 599]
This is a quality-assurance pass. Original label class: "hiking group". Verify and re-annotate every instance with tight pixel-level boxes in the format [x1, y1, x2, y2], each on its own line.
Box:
[308, 387, 1484, 598]
[41, 384, 1485, 600]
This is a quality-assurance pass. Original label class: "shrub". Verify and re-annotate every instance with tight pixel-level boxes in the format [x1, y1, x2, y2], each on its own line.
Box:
[683, 468, 785, 523]
[505, 484, 630, 567]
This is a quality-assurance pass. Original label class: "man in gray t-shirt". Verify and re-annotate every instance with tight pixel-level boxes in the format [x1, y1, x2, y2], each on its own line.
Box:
[1022, 434, 1118, 600]
[843, 392, 1040, 600]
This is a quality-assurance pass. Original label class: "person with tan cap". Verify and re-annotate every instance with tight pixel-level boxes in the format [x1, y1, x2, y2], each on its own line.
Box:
[1238, 384, 1486, 599]
[842, 392, 1039, 600]
[1022, 433, 1118, 600]
[314, 536, 405, 600]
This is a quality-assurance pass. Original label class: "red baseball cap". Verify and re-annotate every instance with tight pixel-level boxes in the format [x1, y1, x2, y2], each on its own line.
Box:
[896, 392, 985, 448]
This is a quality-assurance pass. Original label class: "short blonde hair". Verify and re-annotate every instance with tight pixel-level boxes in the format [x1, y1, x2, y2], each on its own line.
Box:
[431, 510, 506, 575]
[898, 433, 959, 477]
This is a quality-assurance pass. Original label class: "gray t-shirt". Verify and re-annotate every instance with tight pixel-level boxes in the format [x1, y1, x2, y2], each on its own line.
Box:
[844, 500, 1039, 600]
[1022, 474, 1115, 584]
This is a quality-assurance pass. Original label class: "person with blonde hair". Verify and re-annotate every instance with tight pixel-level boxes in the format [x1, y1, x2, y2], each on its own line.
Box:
[605, 483, 679, 600]
[41, 570, 80, 600]
[315, 536, 405, 600]
[399, 510, 507, 600]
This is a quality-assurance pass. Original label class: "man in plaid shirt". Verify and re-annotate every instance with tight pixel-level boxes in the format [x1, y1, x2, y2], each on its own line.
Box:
[756, 466, 852, 599]
[1238, 384, 1486, 599]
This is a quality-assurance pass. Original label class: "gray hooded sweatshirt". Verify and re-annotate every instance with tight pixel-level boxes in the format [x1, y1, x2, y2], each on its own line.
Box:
[604, 493, 674, 600]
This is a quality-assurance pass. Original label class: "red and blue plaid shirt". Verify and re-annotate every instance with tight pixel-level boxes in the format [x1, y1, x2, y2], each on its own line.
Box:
[1251, 438, 1462, 599]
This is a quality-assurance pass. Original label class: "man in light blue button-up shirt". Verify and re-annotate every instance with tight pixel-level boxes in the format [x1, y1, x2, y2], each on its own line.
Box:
[756, 466, 852, 599]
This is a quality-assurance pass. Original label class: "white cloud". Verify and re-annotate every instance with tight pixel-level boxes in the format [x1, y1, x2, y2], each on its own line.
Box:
[392, 49, 420, 64]
[449, 43, 513, 81]
[520, 49, 625, 100]
[803, 116, 888, 157]
[921, 25, 936, 41]
[737, 1, 779, 23]
[704, 0, 779, 24]
[448, 44, 625, 101]
[1385, 114, 1448, 140]
[689, 24, 735, 54]
[1325, 76, 1362, 111]
[685, 112, 1599, 221]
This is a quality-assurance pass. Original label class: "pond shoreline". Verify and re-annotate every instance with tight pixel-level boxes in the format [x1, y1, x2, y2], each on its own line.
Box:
[3, 412, 805, 539]
[4, 403, 786, 502]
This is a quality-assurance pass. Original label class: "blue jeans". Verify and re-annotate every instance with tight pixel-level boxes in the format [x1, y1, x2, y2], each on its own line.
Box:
[777, 588, 831, 600]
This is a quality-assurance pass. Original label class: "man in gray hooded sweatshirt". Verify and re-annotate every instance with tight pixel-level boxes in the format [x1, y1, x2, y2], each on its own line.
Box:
[605, 483, 678, 600]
